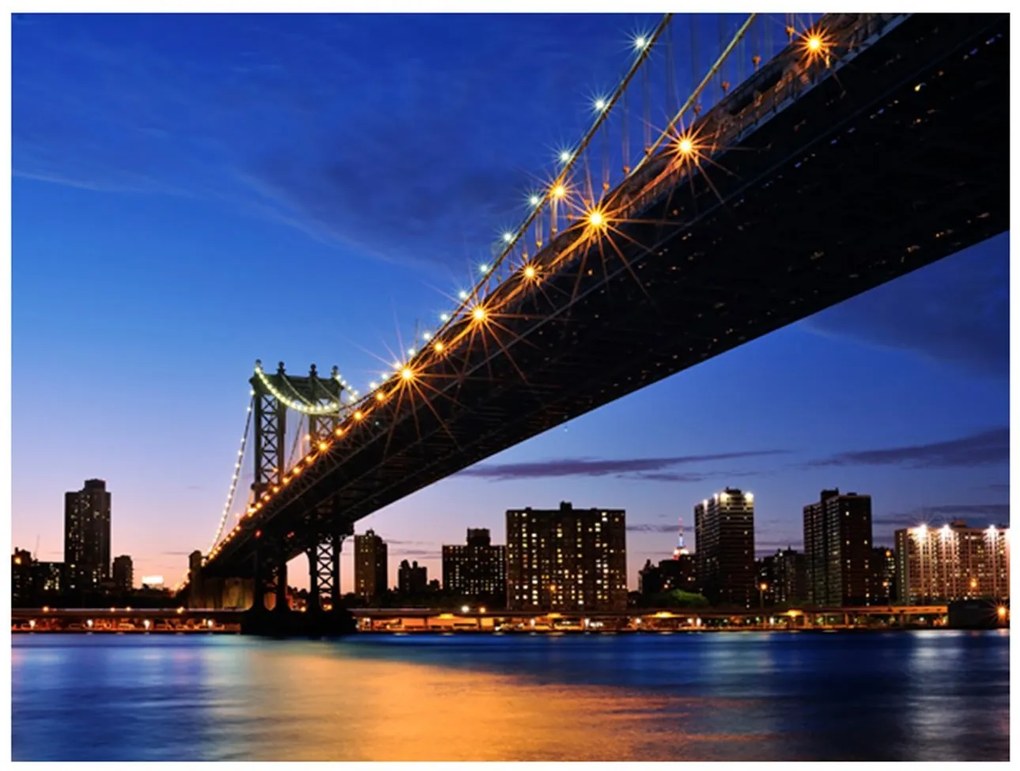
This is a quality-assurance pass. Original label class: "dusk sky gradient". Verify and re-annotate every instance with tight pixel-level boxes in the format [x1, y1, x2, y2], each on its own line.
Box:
[11, 13, 1009, 591]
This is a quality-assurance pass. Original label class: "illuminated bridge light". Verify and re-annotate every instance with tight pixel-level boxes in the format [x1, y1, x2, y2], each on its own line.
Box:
[440, 312, 450, 322]
[502, 231, 514, 244]
[634, 34, 648, 51]
[551, 183, 567, 200]
[522, 264, 537, 280]
[433, 341, 445, 353]
[354, 410, 364, 421]
[458, 290, 469, 301]
[317, 441, 329, 452]
[558, 149, 572, 164]
[594, 97, 608, 112]
[472, 305, 488, 323]
[375, 392, 386, 402]
[400, 366, 415, 382]
[529, 194, 541, 207]
[587, 208, 607, 229]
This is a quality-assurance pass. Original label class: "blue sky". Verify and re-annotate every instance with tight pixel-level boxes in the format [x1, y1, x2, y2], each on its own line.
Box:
[11, 13, 1009, 590]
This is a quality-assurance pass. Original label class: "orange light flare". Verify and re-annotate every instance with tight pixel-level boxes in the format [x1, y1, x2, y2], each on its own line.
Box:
[799, 26, 832, 66]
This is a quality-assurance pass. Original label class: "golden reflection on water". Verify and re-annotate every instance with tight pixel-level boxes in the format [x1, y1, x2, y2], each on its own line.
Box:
[216, 643, 751, 761]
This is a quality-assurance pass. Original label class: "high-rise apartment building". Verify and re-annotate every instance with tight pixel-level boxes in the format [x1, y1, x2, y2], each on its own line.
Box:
[803, 489, 873, 606]
[354, 529, 388, 602]
[894, 521, 1009, 603]
[871, 547, 897, 604]
[12, 549, 33, 606]
[442, 528, 507, 605]
[694, 488, 755, 607]
[64, 479, 111, 593]
[756, 548, 807, 606]
[506, 502, 627, 611]
[112, 555, 134, 592]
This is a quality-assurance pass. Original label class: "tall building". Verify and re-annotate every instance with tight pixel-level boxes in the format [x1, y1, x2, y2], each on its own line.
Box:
[755, 547, 808, 606]
[112, 555, 134, 592]
[694, 488, 755, 607]
[895, 521, 1009, 603]
[12, 549, 34, 606]
[871, 547, 897, 604]
[354, 529, 388, 601]
[803, 489, 873, 606]
[506, 502, 627, 611]
[442, 528, 507, 606]
[33, 561, 65, 597]
[64, 479, 111, 593]
[397, 559, 428, 595]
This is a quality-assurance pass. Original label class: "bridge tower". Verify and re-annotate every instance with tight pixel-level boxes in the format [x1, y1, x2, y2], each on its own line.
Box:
[244, 360, 355, 629]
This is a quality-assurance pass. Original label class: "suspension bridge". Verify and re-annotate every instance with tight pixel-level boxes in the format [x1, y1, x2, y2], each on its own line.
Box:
[180, 12, 1008, 633]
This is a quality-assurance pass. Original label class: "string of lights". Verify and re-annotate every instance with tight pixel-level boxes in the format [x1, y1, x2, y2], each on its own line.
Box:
[252, 361, 360, 415]
[203, 395, 254, 563]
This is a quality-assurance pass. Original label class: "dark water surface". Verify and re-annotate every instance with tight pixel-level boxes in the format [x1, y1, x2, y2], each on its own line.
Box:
[11, 630, 1009, 761]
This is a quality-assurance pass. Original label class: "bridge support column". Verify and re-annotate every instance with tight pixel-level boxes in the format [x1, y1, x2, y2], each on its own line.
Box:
[275, 550, 289, 614]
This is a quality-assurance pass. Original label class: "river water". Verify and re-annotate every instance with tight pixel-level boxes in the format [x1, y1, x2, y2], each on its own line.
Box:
[11, 630, 1009, 761]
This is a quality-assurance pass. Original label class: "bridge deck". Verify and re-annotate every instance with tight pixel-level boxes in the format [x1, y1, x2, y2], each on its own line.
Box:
[203, 12, 1008, 578]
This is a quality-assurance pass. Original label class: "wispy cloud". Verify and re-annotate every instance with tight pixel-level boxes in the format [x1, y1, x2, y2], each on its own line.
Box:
[810, 427, 1008, 469]
[459, 450, 787, 482]
[626, 523, 679, 534]
[874, 502, 1009, 529]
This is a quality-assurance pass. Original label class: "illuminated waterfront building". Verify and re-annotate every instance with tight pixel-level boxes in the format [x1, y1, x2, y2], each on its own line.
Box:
[506, 502, 626, 611]
[442, 529, 506, 605]
[694, 488, 755, 607]
[112, 555, 134, 592]
[64, 479, 111, 593]
[803, 489, 873, 606]
[757, 548, 807, 606]
[12, 549, 33, 605]
[871, 547, 897, 603]
[354, 529, 388, 602]
[894, 521, 1009, 603]
[32, 561, 65, 596]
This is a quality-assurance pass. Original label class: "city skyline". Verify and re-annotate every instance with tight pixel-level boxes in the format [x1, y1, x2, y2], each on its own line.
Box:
[12, 13, 1009, 591]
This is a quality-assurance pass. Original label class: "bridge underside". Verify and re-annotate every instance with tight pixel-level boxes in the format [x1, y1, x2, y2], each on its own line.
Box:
[202, 13, 1008, 580]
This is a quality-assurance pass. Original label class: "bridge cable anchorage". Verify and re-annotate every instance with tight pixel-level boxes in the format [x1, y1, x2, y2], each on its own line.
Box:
[203, 394, 255, 564]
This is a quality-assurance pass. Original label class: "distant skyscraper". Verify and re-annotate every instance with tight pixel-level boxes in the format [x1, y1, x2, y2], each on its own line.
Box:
[871, 546, 897, 604]
[64, 479, 111, 593]
[895, 521, 1009, 603]
[112, 555, 134, 592]
[506, 502, 627, 611]
[694, 488, 755, 607]
[397, 559, 428, 595]
[771, 547, 807, 605]
[803, 489, 873, 606]
[354, 529, 388, 601]
[442, 528, 507, 605]
[12, 549, 33, 606]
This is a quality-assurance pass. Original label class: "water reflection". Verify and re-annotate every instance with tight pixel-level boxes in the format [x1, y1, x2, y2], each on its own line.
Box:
[11, 631, 1009, 761]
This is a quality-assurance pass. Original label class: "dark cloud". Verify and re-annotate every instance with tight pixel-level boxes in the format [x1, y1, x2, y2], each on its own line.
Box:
[390, 548, 441, 558]
[874, 503, 1009, 529]
[810, 427, 1008, 469]
[804, 238, 1008, 377]
[459, 450, 787, 482]
[626, 523, 679, 533]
